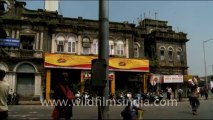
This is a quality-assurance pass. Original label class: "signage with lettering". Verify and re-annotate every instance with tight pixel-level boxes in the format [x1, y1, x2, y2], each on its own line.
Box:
[163, 75, 183, 83]
[0, 38, 20, 47]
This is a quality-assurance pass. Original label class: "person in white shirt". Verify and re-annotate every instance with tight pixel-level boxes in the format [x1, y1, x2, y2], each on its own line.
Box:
[0, 69, 9, 120]
[166, 87, 172, 100]
[178, 88, 183, 102]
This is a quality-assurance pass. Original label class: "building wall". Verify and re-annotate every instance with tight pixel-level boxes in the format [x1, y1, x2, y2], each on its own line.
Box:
[0, 0, 189, 99]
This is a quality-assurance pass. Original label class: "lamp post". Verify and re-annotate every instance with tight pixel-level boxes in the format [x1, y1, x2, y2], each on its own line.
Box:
[203, 38, 213, 88]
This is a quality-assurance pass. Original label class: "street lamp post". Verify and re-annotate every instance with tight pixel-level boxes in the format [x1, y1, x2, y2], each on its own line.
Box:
[203, 38, 213, 88]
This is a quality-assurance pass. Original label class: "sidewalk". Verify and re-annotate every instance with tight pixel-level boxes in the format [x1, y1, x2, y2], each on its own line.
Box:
[18, 100, 41, 105]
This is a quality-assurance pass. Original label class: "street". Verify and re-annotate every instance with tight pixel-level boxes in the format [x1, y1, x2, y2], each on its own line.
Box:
[8, 98, 213, 119]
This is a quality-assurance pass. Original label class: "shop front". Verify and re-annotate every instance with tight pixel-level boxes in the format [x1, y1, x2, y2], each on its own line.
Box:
[152, 75, 184, 98]
[44, 53, 149, 100]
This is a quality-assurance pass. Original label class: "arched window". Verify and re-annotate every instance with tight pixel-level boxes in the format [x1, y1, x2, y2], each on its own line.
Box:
[168, 47, 174, 61]
[176, 47, 182, 61]
[116, 40, 124, 56]
[109, 40, 114, 55]
[159, 46, 166, 60]
[56, 36, 65, 52]
[134, 43, 140, 58]
[0, 0, 11, 14]
[67, 36, 76, 53]
[17, 63, 35, 73]
[82, 37, 91, 55]
[92, 39, 98, 54]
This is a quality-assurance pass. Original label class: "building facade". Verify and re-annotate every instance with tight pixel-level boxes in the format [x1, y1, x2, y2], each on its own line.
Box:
[0, 0, 189, 100]
[138, 19, 189, 97]
[0, 0, 45, 100]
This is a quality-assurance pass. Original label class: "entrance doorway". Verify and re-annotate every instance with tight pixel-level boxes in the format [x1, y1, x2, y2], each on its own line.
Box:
[17, 73, 35, 99]
[16, 63, 36, 100]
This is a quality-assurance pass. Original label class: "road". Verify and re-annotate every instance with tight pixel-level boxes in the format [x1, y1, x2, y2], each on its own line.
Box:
[8, 98, 213, 119]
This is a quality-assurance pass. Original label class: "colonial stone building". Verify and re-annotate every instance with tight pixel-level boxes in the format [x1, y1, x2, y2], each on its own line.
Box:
[0, 0, 188, 100]
[138, 19, 189, 95]
[0, 0, 46, 100]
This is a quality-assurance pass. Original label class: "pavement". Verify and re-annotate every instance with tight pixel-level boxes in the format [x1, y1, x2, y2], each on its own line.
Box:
[8, 98, 213, 119]
[18, 100, 41, 105]
[18, 93, 213, 105]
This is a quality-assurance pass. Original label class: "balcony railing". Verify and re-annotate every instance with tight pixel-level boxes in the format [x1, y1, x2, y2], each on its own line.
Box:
[2, 49, 43, 58]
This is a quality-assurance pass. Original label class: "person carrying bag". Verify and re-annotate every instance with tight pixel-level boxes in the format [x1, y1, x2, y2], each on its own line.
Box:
[121, 101, 144, 120]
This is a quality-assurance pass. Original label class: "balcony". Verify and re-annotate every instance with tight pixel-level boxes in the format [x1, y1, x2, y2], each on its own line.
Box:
[1, 48, 43, 58]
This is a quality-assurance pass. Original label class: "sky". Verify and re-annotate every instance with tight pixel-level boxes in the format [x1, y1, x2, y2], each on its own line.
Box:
[23, 0, 213, 77]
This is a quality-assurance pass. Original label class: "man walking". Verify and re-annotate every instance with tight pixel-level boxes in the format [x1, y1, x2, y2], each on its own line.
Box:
[166, 87, 172, 100]
[188, 77, 200, 115]
[0, 69, 10, 120]
[178, 88, 183, 102]
[204, 87, 208, 100]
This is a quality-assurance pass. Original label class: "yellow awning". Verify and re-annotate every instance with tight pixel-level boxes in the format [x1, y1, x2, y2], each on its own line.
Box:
[44, 53, 149, 72]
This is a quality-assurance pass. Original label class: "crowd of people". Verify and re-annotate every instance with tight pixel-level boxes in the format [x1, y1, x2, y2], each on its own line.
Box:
[1, 68, 213, 120]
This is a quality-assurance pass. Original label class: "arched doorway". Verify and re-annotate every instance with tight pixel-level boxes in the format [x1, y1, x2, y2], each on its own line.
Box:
[16, 63, 35, 100]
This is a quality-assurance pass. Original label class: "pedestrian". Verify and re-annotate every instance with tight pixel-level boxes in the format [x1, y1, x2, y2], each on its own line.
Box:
[178, 88, 183, 102]
[200, 87, 204, 98]
[52, 72, 75, 120]
[121, 101, 143, 120]
[0, 69, 10, 120]
[204, 87, 208, 100]
[166, 87, 172, 100]
[187, 88, 192, 105]
[188, 77, 200, 115]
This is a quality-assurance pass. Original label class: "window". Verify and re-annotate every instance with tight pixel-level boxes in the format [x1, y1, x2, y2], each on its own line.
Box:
[67, 36, 76, 53]
[57, 41, 64, 52]
[176, 48, 182, 61]
[56, 36, 65, 52]
[151, 47, 155, 59]
[116, 40, 124, 56]
[0, 0, 11, 14]
[82, 38, 90, 54]
[20, 36, 34, 50]
[92, 39, 98, 54]
[134, 43, 139, 58]
[109, 40, 114, 55]
[160, 46, 165, 60]
[168, 47, 174, 61]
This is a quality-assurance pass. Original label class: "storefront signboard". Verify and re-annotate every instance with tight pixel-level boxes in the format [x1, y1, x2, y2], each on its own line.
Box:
[163, 75, 183, 83]
[44, 53, 149, 72]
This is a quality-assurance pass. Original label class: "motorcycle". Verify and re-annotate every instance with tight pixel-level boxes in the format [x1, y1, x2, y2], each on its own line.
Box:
[7, 92, 19, 105]
[116, 92, 125, 104]
[142, 92, 160, 103]
[81, 92, 91, 105]
[75, 91, 81, 103]
[158, 93, 164, 101]
[126, 92, 132, 100]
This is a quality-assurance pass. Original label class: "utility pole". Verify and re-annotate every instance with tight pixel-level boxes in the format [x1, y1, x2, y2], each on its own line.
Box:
[98, 0, 109, 120]
[203, 38, 213, 89]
